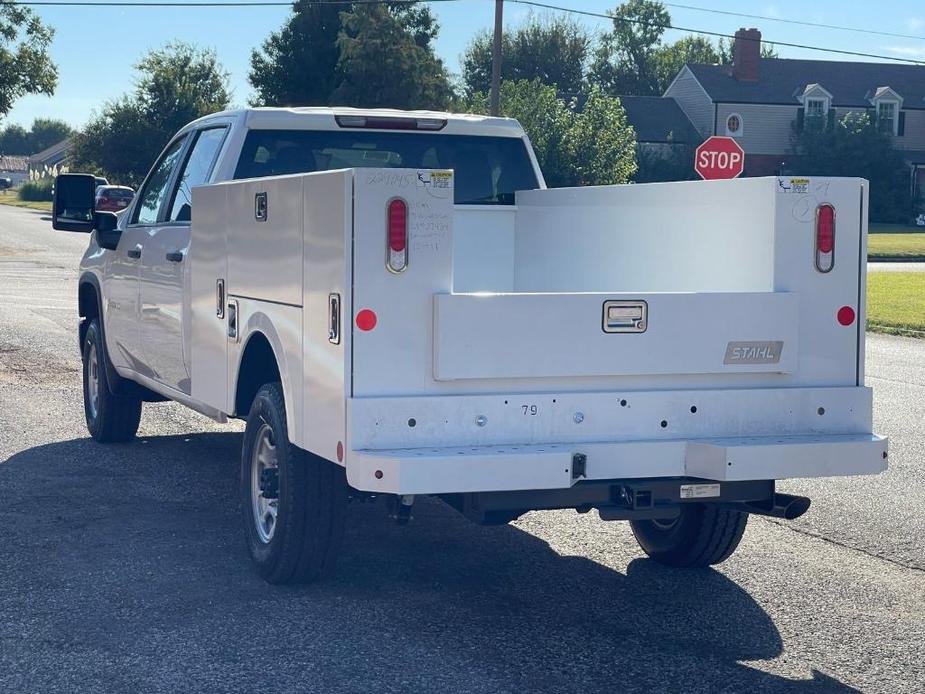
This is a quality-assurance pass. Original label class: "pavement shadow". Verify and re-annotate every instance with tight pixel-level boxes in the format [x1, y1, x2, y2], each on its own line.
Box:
[0, 431, 858, 693]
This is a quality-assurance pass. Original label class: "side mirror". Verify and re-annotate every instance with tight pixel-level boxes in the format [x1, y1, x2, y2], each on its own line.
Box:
[52, 173, 96, 232]
[95, 212, 121, 251]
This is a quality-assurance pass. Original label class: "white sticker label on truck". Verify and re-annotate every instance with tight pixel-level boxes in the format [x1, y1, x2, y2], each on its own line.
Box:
[680, 483, 721, 499]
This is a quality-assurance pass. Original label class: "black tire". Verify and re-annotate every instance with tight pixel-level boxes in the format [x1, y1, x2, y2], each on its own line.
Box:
[82, 319, 142, 443]
[630, 504, 748, 568]
[240, 382, 347, 584]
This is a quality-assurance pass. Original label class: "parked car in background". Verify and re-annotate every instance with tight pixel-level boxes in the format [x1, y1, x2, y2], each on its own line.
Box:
[94, 185, 133, 212]
[0, 177, 12, 190]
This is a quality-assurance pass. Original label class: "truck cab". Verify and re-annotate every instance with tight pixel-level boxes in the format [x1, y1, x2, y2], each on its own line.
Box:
[53, 108, 886, 584]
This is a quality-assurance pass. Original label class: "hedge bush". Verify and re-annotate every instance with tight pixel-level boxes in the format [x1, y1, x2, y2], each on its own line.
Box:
[18, 178, 54, 202]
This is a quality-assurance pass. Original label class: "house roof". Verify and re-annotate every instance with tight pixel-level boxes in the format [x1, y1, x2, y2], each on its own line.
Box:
[0, 155, 28, 172]
[28, 137, 72, 165]
[619, 96, 701, 144]
[687, 59, 925, 109]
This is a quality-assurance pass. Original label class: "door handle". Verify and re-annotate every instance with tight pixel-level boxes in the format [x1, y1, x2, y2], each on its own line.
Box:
[127, 248, 141, 259]
[165, 251, 184, 263]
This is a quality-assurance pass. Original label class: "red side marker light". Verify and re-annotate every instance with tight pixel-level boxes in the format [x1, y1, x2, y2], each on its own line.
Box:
[336, 441, 344, 463]
[356, 309, 377, 331]
[837, 306, 855, 326]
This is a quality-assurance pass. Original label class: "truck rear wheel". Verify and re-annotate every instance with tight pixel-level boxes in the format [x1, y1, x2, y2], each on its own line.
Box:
[630, 504, 748, 568]
[240, 382, 347, 584]
[82, 319, 142, 443]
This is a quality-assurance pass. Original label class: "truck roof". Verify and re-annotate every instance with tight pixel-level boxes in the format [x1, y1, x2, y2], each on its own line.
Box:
[187, 107, 528, 139]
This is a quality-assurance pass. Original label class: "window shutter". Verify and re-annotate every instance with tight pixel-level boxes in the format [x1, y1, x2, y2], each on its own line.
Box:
[827, 109, 836, 130]
[796, 107, 805, 132]
[898, 111, 906, 136]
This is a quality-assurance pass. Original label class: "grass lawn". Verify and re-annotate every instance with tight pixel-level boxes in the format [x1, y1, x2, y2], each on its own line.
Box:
[0, 191, 52, 212]
[867, 272, 925, 336]
[868, 233, 925, 259]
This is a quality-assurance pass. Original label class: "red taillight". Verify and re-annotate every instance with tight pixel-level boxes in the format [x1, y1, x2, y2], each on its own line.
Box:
[815, 204, 835, 272]
[386, 198, 408, 272]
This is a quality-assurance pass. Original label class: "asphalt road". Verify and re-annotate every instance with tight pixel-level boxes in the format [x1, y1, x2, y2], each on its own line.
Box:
[1, 203, 923, 693]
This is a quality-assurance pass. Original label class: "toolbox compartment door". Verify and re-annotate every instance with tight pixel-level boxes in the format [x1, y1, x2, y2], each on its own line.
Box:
[433, 291, 798, 380]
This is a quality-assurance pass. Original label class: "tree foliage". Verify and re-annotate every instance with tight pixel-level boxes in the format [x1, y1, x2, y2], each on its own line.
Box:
[249, 0, 343, 107]
[793, 112, 913, 223]
[0, 117, 72, 154]
[589, 0, 670, 96]
[461, 14, 591, 98]
[249, 1, 451, 109]
[0, 2, 57, 121]
[333, 4, 452, 109]
[589, 1, 777, 96]
[71, 42, 230, 186]
[464, 80, 636, 188]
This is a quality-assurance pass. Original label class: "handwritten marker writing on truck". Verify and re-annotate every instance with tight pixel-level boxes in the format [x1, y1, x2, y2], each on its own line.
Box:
[51, 107, 887, 584]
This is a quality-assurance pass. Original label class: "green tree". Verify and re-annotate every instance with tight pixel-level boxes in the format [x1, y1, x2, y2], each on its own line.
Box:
[249, 0, 344, 106]
[651, 36, 720, 93]
[589, 0, 670, 97]
[461, 15, 591, 98]
[0, 122, 29, 153]
[0, 2, 57, 120]
[249, 1, 451, 109]
[26, 117, 73, 152]
[71, 43, 230, 186]
[333, 3, 452, 109]
[464, 80, 636, 188]
[793, 112, 912, 223]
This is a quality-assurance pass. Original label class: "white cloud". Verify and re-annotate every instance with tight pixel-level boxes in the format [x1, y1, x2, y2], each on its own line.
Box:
[906, 17, 925, 32]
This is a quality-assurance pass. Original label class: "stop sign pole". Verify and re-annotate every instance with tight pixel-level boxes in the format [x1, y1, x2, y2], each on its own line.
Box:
[695, 136, 745, 180]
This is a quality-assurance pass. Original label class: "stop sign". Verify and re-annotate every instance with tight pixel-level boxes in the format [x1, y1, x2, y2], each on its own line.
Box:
[694, 136, 745, 180]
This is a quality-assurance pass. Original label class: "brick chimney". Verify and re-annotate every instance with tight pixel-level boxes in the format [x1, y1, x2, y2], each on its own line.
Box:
[732, 27, 761, 82]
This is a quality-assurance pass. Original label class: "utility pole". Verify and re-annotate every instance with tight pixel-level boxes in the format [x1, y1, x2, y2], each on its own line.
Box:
[490, 0, 503, 116]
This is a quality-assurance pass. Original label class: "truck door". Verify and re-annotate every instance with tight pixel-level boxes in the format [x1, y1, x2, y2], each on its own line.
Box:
[106, 136, 187, 377]
[140, 127, 227, 395]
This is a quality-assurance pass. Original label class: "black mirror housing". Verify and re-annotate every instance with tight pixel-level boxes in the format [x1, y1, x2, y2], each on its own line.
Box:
[94, 212, 121, 251]
[52, 173, 97, 232]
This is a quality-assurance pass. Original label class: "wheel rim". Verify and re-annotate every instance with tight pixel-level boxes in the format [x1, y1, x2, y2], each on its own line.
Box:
[87, 342, 100, 420]
[250, 423, 279, 544]
[652, 516, 679, 531]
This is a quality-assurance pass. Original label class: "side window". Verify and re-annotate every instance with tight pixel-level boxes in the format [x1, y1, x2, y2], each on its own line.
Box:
[168, 127, 227, 222]
[133, 137, 187, 225]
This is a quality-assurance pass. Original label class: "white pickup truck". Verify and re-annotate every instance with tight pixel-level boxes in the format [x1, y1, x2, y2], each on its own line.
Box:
[53, 107, 887, 584]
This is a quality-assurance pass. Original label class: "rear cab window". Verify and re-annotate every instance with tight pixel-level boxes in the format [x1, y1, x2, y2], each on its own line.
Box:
[233, 129, 539, 205]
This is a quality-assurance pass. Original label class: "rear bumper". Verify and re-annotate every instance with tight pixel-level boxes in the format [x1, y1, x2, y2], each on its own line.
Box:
[347, 433, 887, 495]
[345, 386, 886, 494]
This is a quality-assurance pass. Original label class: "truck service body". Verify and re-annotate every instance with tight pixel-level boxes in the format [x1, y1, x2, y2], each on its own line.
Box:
[55, 108, 887, 582]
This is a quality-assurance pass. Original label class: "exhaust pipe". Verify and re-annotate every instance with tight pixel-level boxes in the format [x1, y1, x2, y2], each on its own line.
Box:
[744, 493, 811, 520]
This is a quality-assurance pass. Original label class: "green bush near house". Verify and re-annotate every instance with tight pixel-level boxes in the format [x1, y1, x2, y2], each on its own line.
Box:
[18, 178, 54, 202]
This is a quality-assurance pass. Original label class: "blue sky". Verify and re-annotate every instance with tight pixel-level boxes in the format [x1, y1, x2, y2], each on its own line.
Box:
[6, 0, 925, 128]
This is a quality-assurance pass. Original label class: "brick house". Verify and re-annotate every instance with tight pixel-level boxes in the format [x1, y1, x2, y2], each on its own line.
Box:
[665, 28, 925, 203]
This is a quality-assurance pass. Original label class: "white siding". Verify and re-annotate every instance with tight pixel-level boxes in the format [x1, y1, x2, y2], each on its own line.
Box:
[664, 67, 714, 138]
[716, 103, 797, 155]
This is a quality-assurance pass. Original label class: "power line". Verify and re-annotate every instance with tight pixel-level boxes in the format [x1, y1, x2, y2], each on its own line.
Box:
[663, 2, 925, 42]
[511, 0, 925, 65]
[7, 0, 925, 65]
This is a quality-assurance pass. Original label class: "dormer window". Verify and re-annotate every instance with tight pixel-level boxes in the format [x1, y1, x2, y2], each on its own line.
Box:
[877, 101, 898, 135]
[805, 98, 827, 118]
[869, 87, 903, 136]
[798, 84, 832, 131]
